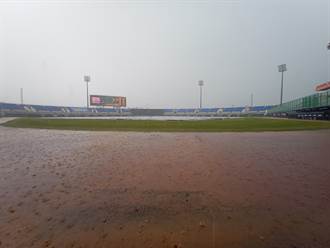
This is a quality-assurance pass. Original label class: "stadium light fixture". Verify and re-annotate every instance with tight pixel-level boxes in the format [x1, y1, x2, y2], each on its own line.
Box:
[198, 80, 204, 109]
[278, 64, 287, 105]
[84, 75, 91, 109]
[327, 42, 330, 50]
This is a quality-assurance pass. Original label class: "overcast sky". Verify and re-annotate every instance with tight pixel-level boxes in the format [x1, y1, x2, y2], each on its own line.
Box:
[0, 0, 329, 108]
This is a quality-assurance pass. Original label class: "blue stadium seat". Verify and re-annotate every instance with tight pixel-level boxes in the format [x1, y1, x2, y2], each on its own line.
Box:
[250, 106, 273, 112]
[199, 108, 219, 113]
[31, 105, 62, 112]
[223, 107, 245, 113]
[0, 102, 25, 111]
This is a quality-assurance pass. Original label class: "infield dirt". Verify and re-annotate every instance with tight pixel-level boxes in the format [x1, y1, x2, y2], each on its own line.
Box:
[0, 126, 329, 248]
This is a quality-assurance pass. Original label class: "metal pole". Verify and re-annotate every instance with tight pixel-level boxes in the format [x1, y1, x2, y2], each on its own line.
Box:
[198, 80, 204, 109]
[86, 82, 89, 109]
[20, 88, 23, 105]
[200, 85, 202, 109]
[280, 71, 284, 105]
[250, 93, 253, 107]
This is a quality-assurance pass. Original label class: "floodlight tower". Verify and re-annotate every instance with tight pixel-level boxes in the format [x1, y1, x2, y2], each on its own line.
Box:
[198, 80, 204, 109]
[278, 64, 287, 105]
[20, 88, 24, 105]
[327, 42, 330, 80]
[84, 75, 91, 109]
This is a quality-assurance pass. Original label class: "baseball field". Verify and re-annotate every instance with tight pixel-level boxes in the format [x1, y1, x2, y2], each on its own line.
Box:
[0, 117, 329, 247]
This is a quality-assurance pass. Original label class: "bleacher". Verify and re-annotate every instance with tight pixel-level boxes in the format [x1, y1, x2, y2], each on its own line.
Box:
[250, 106, 273, 112]
[31, 105, 63, 112]
[176, 109, 196, 115]
[198, 108, 219, 115]
[223, 107, 245, 113]
[0, 102, 273, 117]
[199, 108, 219, 113]
[0, 102, 26, 111]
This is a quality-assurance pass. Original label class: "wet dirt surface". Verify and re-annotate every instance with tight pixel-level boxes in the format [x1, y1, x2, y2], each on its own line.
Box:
[0, 126, 329, 248]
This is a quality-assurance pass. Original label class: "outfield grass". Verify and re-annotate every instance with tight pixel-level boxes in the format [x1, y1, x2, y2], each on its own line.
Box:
[2, 117, 330, 132]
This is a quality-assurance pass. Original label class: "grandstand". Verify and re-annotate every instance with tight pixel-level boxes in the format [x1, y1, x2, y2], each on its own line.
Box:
[0, 102, 124, 117]
[269, 88, 330, 120]
[0, 102, 273, 117]
[2, 86, 329, 120]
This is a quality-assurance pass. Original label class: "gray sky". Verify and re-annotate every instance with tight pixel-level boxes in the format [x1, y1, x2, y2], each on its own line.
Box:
[0, 0, 329, 108]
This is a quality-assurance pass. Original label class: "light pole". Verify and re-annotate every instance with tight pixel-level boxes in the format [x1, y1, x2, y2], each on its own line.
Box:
[20, 88, 24, 105]
[278, 64, 287, 105]
[250, 93, 254, 107]
[198, 80, 204, 109]
[84, 75, 91, 109]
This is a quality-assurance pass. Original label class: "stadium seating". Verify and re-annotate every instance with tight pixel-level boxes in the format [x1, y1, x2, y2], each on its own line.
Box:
[223, 107, 245, 113]
[31, 105, 63, 112]
[250, 106, 273, 112]
[0, 102, 26, 111]
[0, 102, 273, 117]
[199, 108, 219, 113]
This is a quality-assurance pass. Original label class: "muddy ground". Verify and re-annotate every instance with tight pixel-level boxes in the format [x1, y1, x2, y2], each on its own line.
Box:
[0, 125, 329, 248]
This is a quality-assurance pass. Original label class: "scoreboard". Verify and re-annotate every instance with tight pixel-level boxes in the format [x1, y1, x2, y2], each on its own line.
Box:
[90, 95, 126, 107]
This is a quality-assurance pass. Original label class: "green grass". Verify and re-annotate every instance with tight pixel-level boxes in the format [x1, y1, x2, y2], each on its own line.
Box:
[2, 117, 330, 132]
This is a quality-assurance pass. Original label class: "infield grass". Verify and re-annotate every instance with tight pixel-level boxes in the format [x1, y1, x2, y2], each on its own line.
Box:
[2, 117, 330, 132]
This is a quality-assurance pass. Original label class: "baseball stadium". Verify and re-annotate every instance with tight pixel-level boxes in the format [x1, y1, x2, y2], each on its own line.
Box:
[1, 1, 330, 248]
[1, 80, 330, 248]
